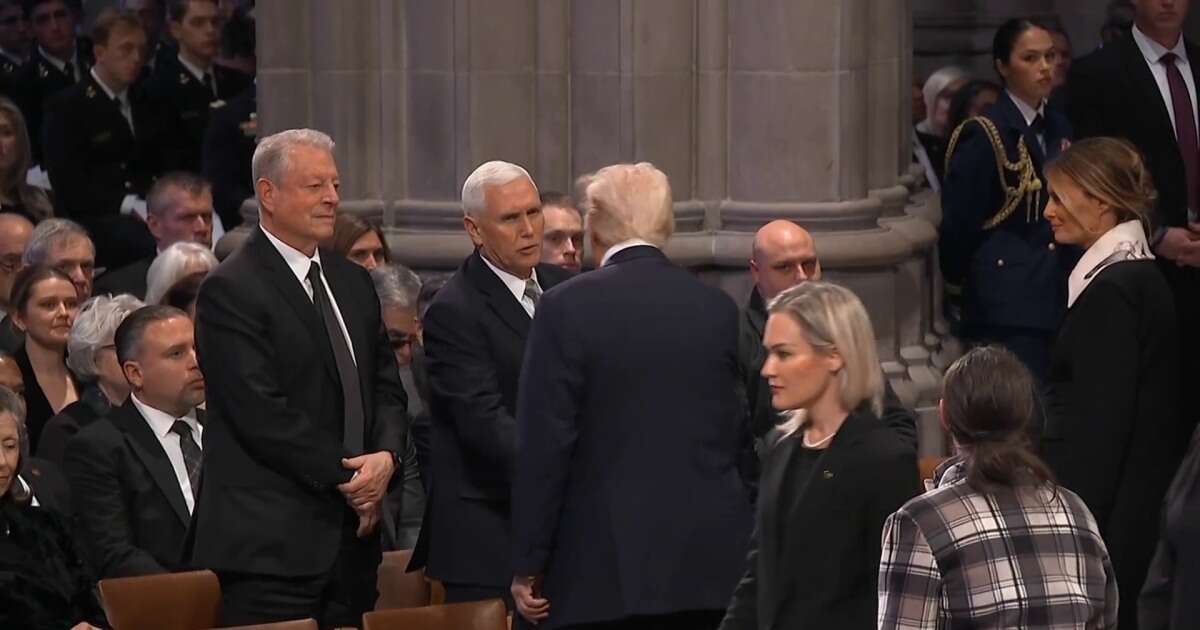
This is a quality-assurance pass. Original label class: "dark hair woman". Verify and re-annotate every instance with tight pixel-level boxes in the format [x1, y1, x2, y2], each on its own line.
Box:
[1040, 137, 1183, 629]
[939, 17, 1071, 382]
[879, 346, 1117, 629]
[9, 265, 79, 452]
[325, 213, 390, 271]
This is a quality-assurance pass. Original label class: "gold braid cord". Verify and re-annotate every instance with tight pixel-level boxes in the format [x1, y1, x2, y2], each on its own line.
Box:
[944, 116, 1043, 229]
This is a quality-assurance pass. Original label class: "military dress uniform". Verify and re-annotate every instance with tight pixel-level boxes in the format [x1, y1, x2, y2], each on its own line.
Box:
[0, 49, 23, 95]
[42, 71, 176, 268]
[12, 40, 93, 164]
[146, 54, 251, 173]
[939, 91, 1075, 381]
[202, 83, 254, 229]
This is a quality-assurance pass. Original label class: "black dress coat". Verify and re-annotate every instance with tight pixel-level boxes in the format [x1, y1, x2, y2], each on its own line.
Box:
[719, 407, 919, 630]
[1141, 425, 1200, 630]
[1042, 259, 1184, 630]
[145, 54, 252, 173]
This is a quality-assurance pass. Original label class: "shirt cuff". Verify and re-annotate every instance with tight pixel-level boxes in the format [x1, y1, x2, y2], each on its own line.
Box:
[121, 195, 147, 219]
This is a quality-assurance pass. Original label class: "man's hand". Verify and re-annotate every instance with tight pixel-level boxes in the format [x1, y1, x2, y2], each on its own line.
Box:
[1156, 226, 1200, 267]
[337, 451, 395, 508]
[355, 502, 380, 538]
[511, 575, 550, 624]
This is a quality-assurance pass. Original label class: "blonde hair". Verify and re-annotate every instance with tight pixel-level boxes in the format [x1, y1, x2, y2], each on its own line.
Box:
[579, 162, 674, 248]
[767, 281, 883, 435]
[0, 98, 52, 221]
[1044, 137, 1157, 234]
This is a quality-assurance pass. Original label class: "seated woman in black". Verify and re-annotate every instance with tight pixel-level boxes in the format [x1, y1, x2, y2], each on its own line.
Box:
[0, 385, 106, 629]
[719, 282, 917, 630]
[940, 18, 1071, 381]
[1040, 137, 1183, 630]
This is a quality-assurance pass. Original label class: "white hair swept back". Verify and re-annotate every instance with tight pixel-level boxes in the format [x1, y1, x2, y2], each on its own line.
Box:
[460, 160, 536, 217]
[252, 128, 336, 193]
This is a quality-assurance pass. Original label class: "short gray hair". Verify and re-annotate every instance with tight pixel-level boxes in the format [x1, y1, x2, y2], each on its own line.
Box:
[579, 162, 674, 248]
[66, 294, 144, 381]
[145, 241, 218, 304]
[252, 129, 336, 193]
[461, 160, 536, 217]
[22, 218, 92, 267]
[370, 263, 422, 311]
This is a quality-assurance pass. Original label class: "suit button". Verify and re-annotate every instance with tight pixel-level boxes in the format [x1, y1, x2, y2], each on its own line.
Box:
[1048, 243, 1056, 250]
[997, 259, 1005, 267]
[124, 181, 132, 189]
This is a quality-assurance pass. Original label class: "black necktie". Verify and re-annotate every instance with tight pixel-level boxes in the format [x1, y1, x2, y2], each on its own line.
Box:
[62, 60, 74, 82]
[169, 420, 202, 502]
[307, 261, 364, 454]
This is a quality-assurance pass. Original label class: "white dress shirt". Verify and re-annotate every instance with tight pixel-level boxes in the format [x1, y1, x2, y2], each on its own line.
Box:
[260, 225, 356, 363]
[600, 238, 657, 267]
[480, 253, 541, 317]
[1132, 24, 1200, 141]
[1006, 90, 1047, 153]
[178, 53, 217, 98]
[38, 45, 79, 81]
[130, 394, 203, 514]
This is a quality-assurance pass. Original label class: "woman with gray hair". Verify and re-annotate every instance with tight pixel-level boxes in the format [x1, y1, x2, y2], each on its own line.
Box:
[36, 294, 143, 465]
[144, 241, 218, 305]
[0, 386, 107, 629]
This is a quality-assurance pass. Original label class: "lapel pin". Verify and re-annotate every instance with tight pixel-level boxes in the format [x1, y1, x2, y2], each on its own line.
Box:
[86, 85, 95, 98]
[822, 470, 834, 480]
[179, 72, 189, 85]
[38, 64, 47, 78]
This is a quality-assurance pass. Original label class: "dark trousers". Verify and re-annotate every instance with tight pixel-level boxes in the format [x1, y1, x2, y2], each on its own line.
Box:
[217, 524, 379, 630]
[442, 582, 514, 610]
[560, 610, 724, 630]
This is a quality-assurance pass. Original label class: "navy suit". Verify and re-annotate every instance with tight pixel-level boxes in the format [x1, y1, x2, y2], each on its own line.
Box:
[940, 92, 1074, 380]
[410, 251, 572, 600]
[512, 245, 753, 629]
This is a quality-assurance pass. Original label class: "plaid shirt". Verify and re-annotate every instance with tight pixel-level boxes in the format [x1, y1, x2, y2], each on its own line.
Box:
[877, 459, 1118, 629]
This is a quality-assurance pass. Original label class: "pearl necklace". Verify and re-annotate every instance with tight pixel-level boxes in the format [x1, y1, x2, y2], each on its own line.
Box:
[802, 430, 835, 449]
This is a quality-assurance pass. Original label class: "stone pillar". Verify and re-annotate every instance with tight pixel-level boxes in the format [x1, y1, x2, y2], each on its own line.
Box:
[255, 0, 949, 454]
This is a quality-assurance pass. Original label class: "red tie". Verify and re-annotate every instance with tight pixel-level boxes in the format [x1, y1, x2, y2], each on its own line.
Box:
[1163, 52, 1200, 218]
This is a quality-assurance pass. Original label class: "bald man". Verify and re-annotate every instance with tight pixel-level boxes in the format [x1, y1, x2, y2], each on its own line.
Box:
[740, 221, 917, 464]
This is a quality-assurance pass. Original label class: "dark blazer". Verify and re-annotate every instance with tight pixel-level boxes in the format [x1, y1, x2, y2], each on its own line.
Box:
[201, 84, 255, 229]
[1069, 34, 1200, 437]
[410, 250, 571, 588]
[14, 347, 79, 455]
[145, 55, 252, 173]
[92, 256, 151, 300]
[12, 40, 93, 164]
[37, 385, 117, 466]
[720, 408, 919, 630]
[0, 313, 22, 354]
[22, 456, 72, 517]
[42, 74, 171, 267]
[1042, 259, 1184, 630]
[512, 245, 753, 629]
[62, 400, 199, 577]
[939, 92, 1073, 336]
[189, 227, 407, 577]
[1141, 425, 1200, 630]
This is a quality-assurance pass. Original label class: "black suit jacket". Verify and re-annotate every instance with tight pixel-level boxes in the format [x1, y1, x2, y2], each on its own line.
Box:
[512, 246, 753, 628]
[62, 399, 198, 578]
[22, 456, 72, 518]
[92, 256, 151, 300]
[720, 409, 919, 630]
[37, 386, 116, 466]
[940, 91, 1073, 335]
[1141, 425, 1200, 630]
[202, 85, 255, 229]
[411, 250, 572, 588]
[15, 346, 79, 454]
[146, 55, 252, 173]
[12, 40, 93, 164]
[1042, 260, 1183, 630]
[190, 227, 408, 577]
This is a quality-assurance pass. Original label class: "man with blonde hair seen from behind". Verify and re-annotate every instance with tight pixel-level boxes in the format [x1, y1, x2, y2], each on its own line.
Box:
[409, 160, 573, 607]
[511, 163, 752, 629]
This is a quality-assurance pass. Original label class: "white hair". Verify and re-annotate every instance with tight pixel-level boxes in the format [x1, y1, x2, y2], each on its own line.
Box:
[66, 294, 144, 381]
[580, 162, 674, 248]
[461, 160, 536, 217]
[22, 218, 92, 267]
[252, 128, 336, 194]
[144, 242, 218, 305]
[370, 263, 422, 311]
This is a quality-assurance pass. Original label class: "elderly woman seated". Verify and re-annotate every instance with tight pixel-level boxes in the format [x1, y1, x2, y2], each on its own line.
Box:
[36, 294, 144, 465]
[144, 242, 218, 306]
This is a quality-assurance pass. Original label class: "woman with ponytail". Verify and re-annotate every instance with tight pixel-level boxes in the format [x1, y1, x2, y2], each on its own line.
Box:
[879, 346, 1117, 629]
[1040, 137, 1183, 629]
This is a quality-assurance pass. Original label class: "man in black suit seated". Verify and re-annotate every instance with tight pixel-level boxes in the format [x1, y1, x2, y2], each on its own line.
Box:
[63, 304, 206, 577]
[147, 0, 251, 175]
[1068, 0, 1200, 438]
[94, 172, 215, 300]
[13, 0, 92, 165]
[42, 8, 171, 269]
[740, 220, 917, 455]
[190, 128, 407, 627]
[410, 160, 572, 607]
[0, 213, 32, 352]
[510, 163, 752, 630]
